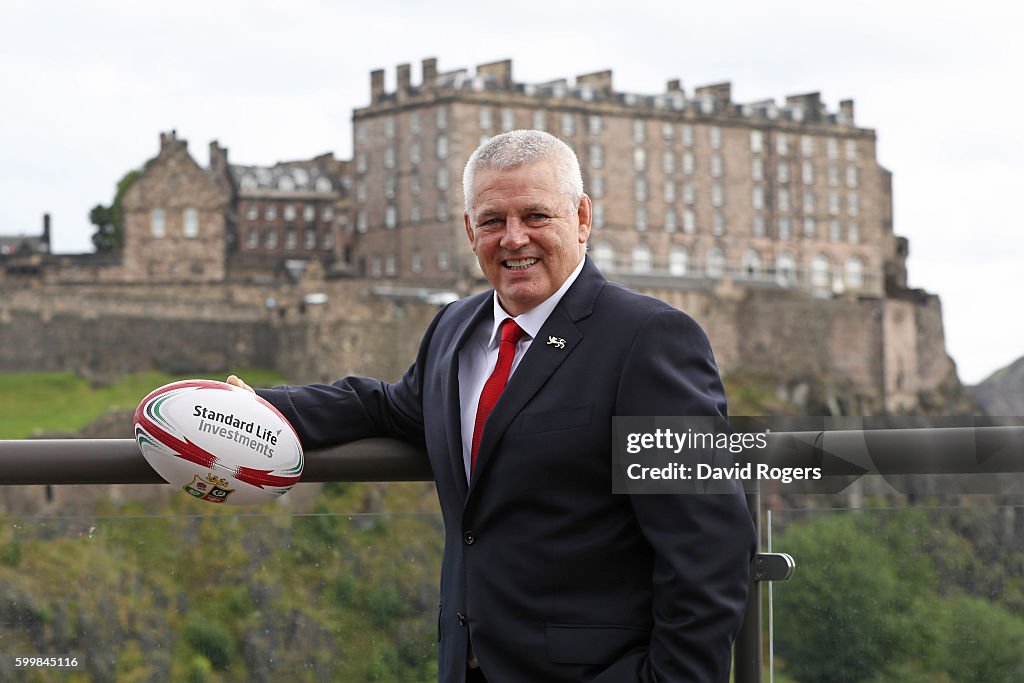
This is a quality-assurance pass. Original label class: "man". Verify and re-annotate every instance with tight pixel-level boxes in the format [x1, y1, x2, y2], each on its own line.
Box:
[231, 130, 755, 682]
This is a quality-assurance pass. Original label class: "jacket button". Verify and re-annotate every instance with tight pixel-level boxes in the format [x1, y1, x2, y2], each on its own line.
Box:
[463, 530, 475, 545]
[457, 612, 466, 626]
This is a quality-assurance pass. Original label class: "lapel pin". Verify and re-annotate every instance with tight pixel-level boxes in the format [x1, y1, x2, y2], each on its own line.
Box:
[546, 336, 566, 349]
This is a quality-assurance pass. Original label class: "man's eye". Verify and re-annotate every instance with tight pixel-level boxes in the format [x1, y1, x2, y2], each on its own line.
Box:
[527, 213, 549, 221]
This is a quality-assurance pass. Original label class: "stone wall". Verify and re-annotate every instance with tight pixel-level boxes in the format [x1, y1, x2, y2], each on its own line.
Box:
[0, 273, 964, 414]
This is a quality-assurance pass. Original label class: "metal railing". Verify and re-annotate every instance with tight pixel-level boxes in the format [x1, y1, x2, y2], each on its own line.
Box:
[2, 426, 1023, 683]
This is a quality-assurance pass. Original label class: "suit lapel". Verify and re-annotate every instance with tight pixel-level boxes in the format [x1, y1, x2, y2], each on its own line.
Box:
[441, 295, 492, 500]
[467, 258, 607, 494]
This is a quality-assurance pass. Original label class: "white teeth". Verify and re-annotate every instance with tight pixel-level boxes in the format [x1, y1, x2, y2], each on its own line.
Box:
[504, 258, 538, 269]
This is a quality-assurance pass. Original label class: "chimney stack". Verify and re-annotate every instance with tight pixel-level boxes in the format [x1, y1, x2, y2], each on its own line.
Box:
[370, 69, 385, 103]
[422, 57, 438, 87]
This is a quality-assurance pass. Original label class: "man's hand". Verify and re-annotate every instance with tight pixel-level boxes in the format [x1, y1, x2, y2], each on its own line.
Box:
[226, 375, 255, 393]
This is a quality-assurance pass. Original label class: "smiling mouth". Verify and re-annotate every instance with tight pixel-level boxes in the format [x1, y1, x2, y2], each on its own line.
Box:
[503, 258, 538, 270]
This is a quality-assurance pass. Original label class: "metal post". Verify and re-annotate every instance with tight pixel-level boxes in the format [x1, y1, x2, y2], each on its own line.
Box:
[734, 486, 762, 683]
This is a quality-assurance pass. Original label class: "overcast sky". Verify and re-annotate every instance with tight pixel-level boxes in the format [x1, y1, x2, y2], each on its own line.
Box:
[2, 0, 1021, 385]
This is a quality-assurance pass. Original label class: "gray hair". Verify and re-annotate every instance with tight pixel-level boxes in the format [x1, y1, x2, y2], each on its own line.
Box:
[462, 130, 583, 217]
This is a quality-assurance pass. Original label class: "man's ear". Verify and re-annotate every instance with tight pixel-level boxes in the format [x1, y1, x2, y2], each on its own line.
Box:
[464, 212, 476, 250]
[577, 194, 593, 244]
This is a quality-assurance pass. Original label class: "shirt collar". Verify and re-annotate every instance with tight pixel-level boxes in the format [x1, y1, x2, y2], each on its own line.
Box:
[487, 256, 586, 347]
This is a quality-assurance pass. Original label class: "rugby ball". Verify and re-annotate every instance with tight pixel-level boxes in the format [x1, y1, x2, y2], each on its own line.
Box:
[134, 380, 304, 505]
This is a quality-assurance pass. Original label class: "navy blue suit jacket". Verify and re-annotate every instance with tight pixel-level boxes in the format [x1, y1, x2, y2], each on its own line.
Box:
[259, 258, 755, 682]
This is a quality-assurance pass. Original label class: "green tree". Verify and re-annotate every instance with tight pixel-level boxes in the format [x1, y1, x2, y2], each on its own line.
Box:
[90, 169, 140, 251]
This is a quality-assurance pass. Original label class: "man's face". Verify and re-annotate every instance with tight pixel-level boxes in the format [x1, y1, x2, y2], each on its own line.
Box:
[464, 160, 592, 317]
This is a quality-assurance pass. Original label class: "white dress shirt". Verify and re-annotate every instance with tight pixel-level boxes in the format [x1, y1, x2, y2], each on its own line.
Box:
[457, 256, 586, 481]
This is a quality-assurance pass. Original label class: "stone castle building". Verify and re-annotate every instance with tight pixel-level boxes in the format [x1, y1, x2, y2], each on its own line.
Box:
[0, 57, 971, 416]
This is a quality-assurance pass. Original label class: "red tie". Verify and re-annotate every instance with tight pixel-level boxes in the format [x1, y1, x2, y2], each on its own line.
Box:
[471, 319, 526, 472]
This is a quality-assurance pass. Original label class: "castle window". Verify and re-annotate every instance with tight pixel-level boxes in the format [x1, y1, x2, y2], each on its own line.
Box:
[706, 248, 725, 278]
[356, 180, 367, 203]
[278, 175, 296, 191]
[411, 249, 423, 274]
[283, 204, 297, 221]
[501, 108, 515, 132]
[264, 204, 277, 220]
[385, 175, 396, 199]
[150, 208, 165, 238]
[750, 130, 763, 153]
[532, 110, 546, 131]
[384, 254, 397, 277]
[847, 193, 859, 216]
[662, 122, 674, 141]
[322, 206, 334, 221]
[683, 208, 696, 234]
[829, 220, 841, 242]
[265, 229, 278, 249]
[683, 151, 695, 175]
[384, 145, 396, 169]
[436, 107, 448, 129]
[590, 144, 603, 169]
[588, 115, 602, 136]
[437, 199, 449, 221]
[662, 150, 675, 174]
[777, 160, 790, 184]
[632, 147, 646, 173]
[561, 113, 575, 137]
[803, 217, 817, 238]
[240, 175, 258, 191]
[411, 201, 422, 224]
[828, 164, 839, 186]
[322, 230, 334, 250]
[634, 177, 648, 201]
[356, 210, 367, 233]
[752, 186, 764, 210]
[437, 250, 449, 271]
[828, 192, 840, 215]
[410, 141, 422, 165]
[751, 157, 763, 181]
[305, 228, 316, 250]
[711, 153, 723, 178]
[803, 191, 815, 214]
[590, 174, 604, 199]
[246, 228, 258, 249]
[384, 116, 395, 139]
[801, 135, 815, 156]
[811, 255, 830, 288]
[669, 246, 689, 275]
[802, 160, 815, 185]
[245, 203, 259, 221]
[437, 167, 449, 190]
[712, 210, 725, 235]
[632, 244, 652, 273]
[285, 228, 297, 250]
[632, 120, 646, 143]
[827, 138, 839, 159]
[681, 124, 693, 147]
[682, 181, 695, 205]
[664, 208, 677, 232]
[664, 179, 676, 203]
[635, 206, 648, 231]
[356, 152, 368, 173]
[410, 111, 421, 135]
[846, 257, 864, 289]
[848, 222, 860, 244]
[593, 242, 614, 271]
[316, 176, 332, 192]
[385, 205, 397, 229]
[845, 139, 857, 159]
[303, 203, 316, 221]
[776, 133, 789, 155]
[410, 173, 421, 195]
[479, 107, 493, 130]
[712, 182, 725, 208]
[183, 208, 199, 238]
[437, 135, 449, 159]
[356, 123, 367, 143]
[846, 166, 859, 188]
[371, 256, 382, 278]
[592, 203, 605, 228]
[709, 126, 722, 149]
[778, 217, 791, 240]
